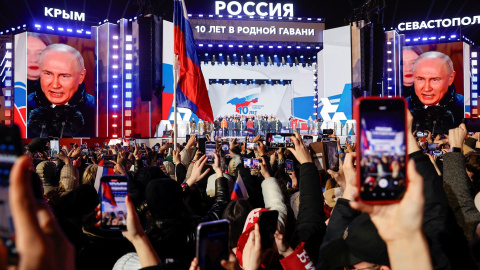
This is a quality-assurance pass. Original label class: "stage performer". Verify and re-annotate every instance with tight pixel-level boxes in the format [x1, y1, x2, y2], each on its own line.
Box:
[198, 118, 204, 135]
[406, 51, 463, 133]
[221, 117, 228, 137]
[274, 117, 282, 133]
[307, 116, 314, 134]
[246, 117, 254, 135]
[27, 43, 95, 138]
[190, 119, 197, 134]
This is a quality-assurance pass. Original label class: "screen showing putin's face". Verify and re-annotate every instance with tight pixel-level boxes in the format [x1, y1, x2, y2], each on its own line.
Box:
[40, 50, 86, 106]
[413, 57, 455, 107]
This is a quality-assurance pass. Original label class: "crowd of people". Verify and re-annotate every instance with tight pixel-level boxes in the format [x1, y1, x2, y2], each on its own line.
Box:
[188, 115, 324, 137]
[2, 109, 480, 270]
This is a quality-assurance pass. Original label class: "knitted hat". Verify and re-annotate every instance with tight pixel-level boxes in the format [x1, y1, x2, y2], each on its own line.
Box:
[112, 252, 141, 270]
[290, 191, 300, 219]
[60, 164, 79, 194]
[36, 161, 57, 194]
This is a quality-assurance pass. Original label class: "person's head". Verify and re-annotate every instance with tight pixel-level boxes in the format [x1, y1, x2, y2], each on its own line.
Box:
[27, 33, 51, 81]
[402, 46, 422, 87]
[413, 51, 456, 106]
[82, 164, 98, 186]
[39, 44, 86, 106]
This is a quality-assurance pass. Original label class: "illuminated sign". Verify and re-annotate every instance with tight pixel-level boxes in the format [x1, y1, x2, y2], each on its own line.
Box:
[215, 1, 293, 17]
[44, 7, 85, 21]
[398, 15, 480, 31]
[190, 19, 323, 43]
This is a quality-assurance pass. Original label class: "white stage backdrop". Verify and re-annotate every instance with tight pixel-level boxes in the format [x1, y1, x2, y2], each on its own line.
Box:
[202, 64, 316, 123]
[208, 84, 293, 122]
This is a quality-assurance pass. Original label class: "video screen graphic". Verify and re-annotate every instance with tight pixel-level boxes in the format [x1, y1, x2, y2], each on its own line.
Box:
[19, 32, 96, 138]
[401, 42, 465, 133]
[101, 180, 128, 230]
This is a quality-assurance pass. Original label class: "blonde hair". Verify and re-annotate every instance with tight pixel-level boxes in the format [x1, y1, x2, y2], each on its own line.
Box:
[82, 164, 98, 186]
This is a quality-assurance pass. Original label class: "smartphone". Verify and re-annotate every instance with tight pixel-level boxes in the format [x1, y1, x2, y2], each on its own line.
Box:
[323, 129, 334, 135]
[463, 118, 480, 133]
[246, 142, 257, 150]
[324, 141, 339, 171]
[431, 150, 443, 157]
[356, 97, 408, 204]
[81, 143, 87, 149]
[196, 220, 230, 270]
[303, 135, 313, 147]
[50, 138, 60, 157]
[198, 136, 207, 153]
[156, 158, 163, 166]
[103, 155, 117, 165]
[265, 133, 294, 149]
[221, 141, 230, 154]
[0, 125, 23, 262]
[100, 175, 128, 230]
[286, 159, 294, 173]
[427, 143, 439, 151]
[416, 131, 426, 137]
[154, 145, 159, 152]
[258, 210, 278, 250]
[161, 139, 169, 145]
[205, 141, 216, 163]
[141, 143, 146, 149]
[243, 158, 260, 169]
[346, 136, 352, 144]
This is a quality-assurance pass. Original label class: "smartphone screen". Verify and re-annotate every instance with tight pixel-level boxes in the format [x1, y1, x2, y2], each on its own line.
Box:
[266, 133, 294, 149]
[100, 176, 128, 230]
[50, 139, 60, 157]
[325, 141, 339, 171]
[356, 97, 407, 204]
[221, 141, 230, 154]
[0, 125, 22, 260]
[103, 155, 117, 166]
[303, 135, 313, 147]
[286, 159, 294, 173]
[196, 220, 230, 270]
[205, 142, 216, 163]
[346, 136, 352, 144]
[427, 143, 439, 151]
[258, 210, 278, 251]
[243, 158, 260, 170]
[154, 145, 159, 152]
[246, 142, 257, 150]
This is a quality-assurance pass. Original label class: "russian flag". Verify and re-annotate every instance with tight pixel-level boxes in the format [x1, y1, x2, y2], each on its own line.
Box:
[101, 182, 117, 207]
[174, 0, 214, 122]
[231, 174, 249, 200]
[94, 163, 116, 193]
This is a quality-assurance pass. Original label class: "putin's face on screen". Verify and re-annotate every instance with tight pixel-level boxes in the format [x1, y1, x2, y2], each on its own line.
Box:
[40, 50, 86, 106]
[413, 57, 455, 106]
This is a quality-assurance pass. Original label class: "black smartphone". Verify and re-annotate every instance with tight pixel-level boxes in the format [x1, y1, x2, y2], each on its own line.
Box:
[303, 135, 313, 147]
[431, 150, 443, 158]
[265, 133, 294, 149]
[356, 97, 408, 204]
[346, 136, 352, 144]
[428, 143, 439, 151]
[258, 210, 278, 250]
[323, 129, 334, 135]
[221, 141, 230, 154]
[0, 125, 22, 263]
[196, 220, 230, 270]
[50, 138, 60, 157]
[154, 145, 159, 152]
[205, 141, 216, 163]
[198, 136, 207, 153]
[324, 141, 339, 171]
[285, 159, 294, 173]
[243, 158, 260, 170]
[246, 142, 257, 150]
[463, 118, 480, 133]
[100, 175, 128, 230]
[103, 155, 117, 165]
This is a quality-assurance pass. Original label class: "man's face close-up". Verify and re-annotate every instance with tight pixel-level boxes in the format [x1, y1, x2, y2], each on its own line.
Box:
[40, 51, 86, 106]
[413, 57, 455, 106]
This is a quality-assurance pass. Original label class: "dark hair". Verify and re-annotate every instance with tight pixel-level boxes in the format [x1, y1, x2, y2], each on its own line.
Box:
[222, 199, 253, 249]
[466, 152, 480, 193]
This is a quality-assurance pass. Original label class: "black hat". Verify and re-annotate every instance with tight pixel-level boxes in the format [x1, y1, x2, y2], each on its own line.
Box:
[321, 214, 389, 267]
